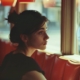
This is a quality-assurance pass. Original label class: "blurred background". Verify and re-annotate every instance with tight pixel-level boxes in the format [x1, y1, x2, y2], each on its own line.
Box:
[0, 0, 80, 54]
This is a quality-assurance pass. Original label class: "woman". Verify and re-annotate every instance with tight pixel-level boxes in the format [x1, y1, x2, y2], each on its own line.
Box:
[0, 10, 49, 80]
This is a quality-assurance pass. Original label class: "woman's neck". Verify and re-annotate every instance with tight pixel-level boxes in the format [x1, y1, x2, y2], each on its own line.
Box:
[25, 48, 36, 57]
[13, 47, 36, 57]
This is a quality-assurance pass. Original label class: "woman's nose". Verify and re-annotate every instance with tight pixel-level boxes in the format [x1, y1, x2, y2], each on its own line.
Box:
[45, 33, 49, 39]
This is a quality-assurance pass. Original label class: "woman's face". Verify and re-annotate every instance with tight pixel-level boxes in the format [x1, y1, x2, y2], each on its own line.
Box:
[27, 22, 49, 50]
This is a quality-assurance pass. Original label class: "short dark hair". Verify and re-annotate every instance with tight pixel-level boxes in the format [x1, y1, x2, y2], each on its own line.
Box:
[7, 10, 48, 44]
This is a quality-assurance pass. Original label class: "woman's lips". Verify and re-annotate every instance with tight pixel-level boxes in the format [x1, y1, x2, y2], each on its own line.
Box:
[43, 41, 47, 45]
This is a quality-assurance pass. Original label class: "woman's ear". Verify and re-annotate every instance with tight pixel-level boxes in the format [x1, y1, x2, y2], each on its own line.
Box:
[20, 34, 28, 43]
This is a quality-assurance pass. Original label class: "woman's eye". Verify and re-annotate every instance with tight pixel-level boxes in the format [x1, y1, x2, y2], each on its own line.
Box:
[38, 31, 44, 34]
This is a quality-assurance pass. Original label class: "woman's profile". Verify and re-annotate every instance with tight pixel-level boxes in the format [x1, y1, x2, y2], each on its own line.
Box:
[0, 10, 49, 80]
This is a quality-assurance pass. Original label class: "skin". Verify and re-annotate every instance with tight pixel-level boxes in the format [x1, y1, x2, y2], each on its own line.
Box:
[14, 22, 49, 57]
[22, 71, 47, 80]
[26, 22, 49, 56]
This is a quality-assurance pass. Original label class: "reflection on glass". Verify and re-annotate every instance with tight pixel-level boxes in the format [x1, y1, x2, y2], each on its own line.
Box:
[27, 0, 61, 54]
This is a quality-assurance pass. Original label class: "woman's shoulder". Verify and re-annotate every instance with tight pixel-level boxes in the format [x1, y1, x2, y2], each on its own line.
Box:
[0, 52, 45, 79]
[2, 52, 45, 75]
[2, 52, 39, 69]
[12, 53, 45, 75]
[1, 51, 13, 65]
[4, 52, 33, 61]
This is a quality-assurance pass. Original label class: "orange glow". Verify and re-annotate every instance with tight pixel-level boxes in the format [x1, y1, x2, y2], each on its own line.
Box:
[18, 0, 35, 3]
[43, 0, 56, 8]
[0, 0, 1, 4]
[1, 0, 16, 6]
[76, 0, 80, 6]
[1, 0, 35, 6]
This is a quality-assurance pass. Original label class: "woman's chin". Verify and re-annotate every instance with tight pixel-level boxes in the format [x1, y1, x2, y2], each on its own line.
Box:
[39, 46, 46, 50]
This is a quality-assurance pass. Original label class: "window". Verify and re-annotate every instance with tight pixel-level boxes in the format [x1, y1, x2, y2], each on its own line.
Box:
[0, 6, 11, 41]
[26, 0, 61, 54]
[77, 2, 80, 54]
